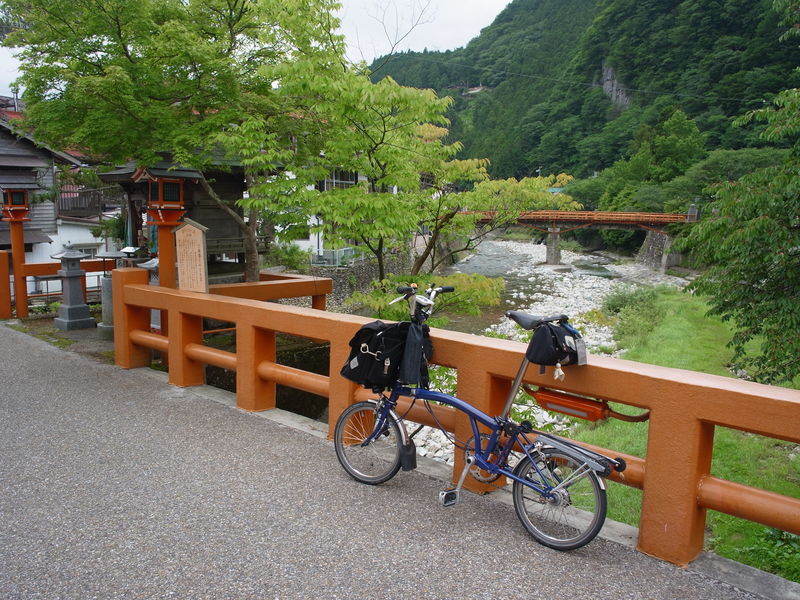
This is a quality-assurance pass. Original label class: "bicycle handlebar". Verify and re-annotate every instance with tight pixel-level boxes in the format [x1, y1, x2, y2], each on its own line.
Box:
[394, 284, 454, 297]
[389, 283, 455, 316]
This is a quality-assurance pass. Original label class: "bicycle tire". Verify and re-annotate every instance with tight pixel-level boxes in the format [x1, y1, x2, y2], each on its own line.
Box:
[334, 401, 402, 485]
[512, 447, 607, 550]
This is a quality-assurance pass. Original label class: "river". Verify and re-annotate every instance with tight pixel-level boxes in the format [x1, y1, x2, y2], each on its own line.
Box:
[410, 238, 690, 463]
[442, 238, 688, 353]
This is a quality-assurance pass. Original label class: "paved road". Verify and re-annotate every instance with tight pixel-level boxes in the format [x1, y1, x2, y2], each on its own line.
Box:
[1, 324, 795, 600]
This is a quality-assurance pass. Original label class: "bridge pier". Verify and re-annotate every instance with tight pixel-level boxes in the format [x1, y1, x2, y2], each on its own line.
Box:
[546, 227, 561, 265]
[637, 231, 683, 272]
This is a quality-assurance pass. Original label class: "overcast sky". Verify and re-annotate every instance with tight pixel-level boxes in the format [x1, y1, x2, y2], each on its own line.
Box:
[0, 1, 510, 96]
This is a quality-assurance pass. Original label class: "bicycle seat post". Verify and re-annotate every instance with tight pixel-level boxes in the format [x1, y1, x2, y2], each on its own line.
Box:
[501, 357, 531, 419]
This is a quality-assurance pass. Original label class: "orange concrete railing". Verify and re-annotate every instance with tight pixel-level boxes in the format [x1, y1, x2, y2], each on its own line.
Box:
[0, 250, 115, 317]
[112, 267, 800, 567]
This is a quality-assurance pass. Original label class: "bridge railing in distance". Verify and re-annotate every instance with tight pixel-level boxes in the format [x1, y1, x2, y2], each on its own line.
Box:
[0, 250, 118, 317]
[515, 210, 689, 223]
[111, 267, 800, 568]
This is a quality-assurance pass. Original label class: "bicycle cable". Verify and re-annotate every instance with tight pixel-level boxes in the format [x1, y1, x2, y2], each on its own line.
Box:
[421, 398, 471, 453]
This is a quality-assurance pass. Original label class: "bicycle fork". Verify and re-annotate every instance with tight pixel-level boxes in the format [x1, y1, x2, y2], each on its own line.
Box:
[366, 399, 417, 472]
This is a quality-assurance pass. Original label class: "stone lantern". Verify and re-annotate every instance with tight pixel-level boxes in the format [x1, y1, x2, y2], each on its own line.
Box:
[51, 250, 96, 331]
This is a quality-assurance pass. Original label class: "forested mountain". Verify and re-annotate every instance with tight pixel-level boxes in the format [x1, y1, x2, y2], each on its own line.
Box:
[370, 0, 799, 179]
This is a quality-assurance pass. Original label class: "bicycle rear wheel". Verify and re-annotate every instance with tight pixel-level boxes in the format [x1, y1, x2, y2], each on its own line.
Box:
[334, 401, 402, 485]
[512, 448, 607, 550]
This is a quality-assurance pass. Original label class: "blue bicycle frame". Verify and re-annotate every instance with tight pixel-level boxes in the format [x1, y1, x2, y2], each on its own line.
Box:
[365, 383, 611, 497]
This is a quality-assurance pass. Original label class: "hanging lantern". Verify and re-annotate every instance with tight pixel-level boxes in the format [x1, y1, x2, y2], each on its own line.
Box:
[144, 177, 186, 227]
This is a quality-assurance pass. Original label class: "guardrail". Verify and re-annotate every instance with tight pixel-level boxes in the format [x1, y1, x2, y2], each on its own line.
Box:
[310, 246, 367, 267]
[112, 267, 800, 567]
[0, 250, 114, 318]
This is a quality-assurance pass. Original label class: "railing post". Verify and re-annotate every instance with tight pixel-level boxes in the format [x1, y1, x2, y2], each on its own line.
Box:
[0, 250, 11, 319]
[311, 294, 326, 311]
[112, 268, 151, 368]
[168, 310, 205, 387]
[328, 324, 360, 438]
[9, 218, 28, 317]
[455, 369, 510, 493]
[637, 405, 715, 566]
[236, 322, 276, 411]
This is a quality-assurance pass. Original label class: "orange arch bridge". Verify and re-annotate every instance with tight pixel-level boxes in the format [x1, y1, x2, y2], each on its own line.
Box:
[477, 209, 697, 265]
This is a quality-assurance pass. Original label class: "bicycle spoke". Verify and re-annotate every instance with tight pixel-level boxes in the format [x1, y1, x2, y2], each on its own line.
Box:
[334, 402, 402, 485]
[512, 449, 607, 550]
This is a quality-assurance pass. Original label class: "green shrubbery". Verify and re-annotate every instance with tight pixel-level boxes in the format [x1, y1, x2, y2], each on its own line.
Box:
[573, 285, 800, 581]
[601, 285, 665, 348]
[262, 243, 311, 273]
[346, 272, 504, 327]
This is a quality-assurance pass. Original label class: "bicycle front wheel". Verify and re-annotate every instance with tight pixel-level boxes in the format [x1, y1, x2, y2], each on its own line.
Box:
[334, 401, 402, 485]
[512, 448, 607, 550]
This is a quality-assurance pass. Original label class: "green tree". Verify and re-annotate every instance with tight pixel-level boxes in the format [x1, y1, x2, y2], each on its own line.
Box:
[683, 162, 800, 383]
[411, 172, 580, 274]
[312, 75, 456, 281]
[3, 0, 346, 280]
[680, 0, 800, 383]
[592, 109, 706, 249]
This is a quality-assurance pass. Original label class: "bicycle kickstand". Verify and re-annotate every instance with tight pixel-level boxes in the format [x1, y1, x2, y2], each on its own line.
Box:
[438, 456, 475, 507]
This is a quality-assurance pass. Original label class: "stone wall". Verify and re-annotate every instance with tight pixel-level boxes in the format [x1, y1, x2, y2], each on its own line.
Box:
[310, 253, 411, 309]
[636, 230, 683, 271]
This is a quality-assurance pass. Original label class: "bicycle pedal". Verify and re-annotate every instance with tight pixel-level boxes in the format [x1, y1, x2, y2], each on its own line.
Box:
[439, 488, 460, 507]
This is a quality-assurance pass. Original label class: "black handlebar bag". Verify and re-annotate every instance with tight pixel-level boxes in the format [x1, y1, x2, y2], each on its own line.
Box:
[340, 321, 432, 391]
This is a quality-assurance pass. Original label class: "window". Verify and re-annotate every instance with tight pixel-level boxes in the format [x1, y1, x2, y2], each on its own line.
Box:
[70, 245, 100, 259]
[2, 189, 28, 207]
[148, 179, 183, 206]
[317, 169, 358, 191]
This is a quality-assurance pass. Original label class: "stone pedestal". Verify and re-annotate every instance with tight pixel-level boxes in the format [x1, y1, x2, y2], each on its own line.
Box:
[97, 275, 115, 340]
[52, 250, 96, 331]
[546, 227, 561, 265]
[96, 251, 125, 341]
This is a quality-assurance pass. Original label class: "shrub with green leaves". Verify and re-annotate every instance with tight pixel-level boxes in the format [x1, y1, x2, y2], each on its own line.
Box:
[262, 243, 311, 273]
[347, 272, 504, 326]
[601, 284, 658, 315]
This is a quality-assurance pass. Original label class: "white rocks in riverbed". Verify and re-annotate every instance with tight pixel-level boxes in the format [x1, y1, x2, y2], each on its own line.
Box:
[411, 240, 689, 461]
[413, 426, 455, 465]
[483, 240, 686, 354]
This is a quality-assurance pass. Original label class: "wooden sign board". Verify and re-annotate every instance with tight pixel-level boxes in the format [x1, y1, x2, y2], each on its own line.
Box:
[175, 218, 209, 293]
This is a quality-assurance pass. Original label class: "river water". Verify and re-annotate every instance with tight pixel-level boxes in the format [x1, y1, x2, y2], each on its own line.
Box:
[384, 239, 689, 463]
[442, 238, 687, 351]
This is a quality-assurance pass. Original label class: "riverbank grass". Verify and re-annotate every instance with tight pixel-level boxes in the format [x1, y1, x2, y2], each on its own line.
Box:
[572, 286, 800, 581]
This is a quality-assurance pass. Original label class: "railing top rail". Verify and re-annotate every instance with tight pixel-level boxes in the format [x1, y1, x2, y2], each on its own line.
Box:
[119, 276, 800, 444]
[472, 210, 689, 224]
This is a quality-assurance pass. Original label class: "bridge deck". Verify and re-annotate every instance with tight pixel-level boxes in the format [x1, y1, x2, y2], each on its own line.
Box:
[516, 210, 688, 224]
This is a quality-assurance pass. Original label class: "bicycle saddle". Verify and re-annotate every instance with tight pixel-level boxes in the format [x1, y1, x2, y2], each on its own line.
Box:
[506, 311, 568, 330]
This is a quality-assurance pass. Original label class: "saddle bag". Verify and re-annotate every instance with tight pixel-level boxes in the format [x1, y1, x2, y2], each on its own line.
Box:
[526, 320, 587, 377]
[340, 320, 432, 391]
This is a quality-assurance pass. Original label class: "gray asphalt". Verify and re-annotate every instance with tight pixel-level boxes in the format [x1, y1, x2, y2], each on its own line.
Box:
[1, 323, 797, 600]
